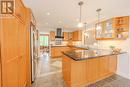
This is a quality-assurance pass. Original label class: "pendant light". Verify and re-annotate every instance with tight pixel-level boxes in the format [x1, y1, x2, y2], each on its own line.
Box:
[77, 1, 84, 28]
[96, 8, 102, 30]
[84, 22, 88, 36]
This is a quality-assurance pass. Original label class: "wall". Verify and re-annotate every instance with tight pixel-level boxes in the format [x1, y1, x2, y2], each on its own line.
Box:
[83, 29, 97, 45]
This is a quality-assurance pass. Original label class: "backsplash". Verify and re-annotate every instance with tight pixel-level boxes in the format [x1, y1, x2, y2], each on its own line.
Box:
[50, 41, 68, 46]
[98, 39, 130, 52]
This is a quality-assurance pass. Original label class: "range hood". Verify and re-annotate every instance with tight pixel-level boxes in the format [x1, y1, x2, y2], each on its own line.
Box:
[55, 28, 64, 38]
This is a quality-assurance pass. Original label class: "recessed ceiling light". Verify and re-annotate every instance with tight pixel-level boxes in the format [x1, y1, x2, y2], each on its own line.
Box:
[64, 25, 69, 28]
[46, 12, 50, 15]
[45, 22, 49, 25]
[76, 18, 79, 22]
[59, 21, 62, 24]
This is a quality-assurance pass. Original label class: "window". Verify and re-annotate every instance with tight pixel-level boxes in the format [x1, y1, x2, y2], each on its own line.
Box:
[40, 35, 49, 46]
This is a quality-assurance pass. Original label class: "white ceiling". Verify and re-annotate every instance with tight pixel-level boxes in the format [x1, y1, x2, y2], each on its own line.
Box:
[23, 0, 130, 32]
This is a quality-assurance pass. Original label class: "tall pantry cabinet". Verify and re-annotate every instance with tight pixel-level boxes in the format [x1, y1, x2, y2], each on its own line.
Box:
[0, 0, 33, 87]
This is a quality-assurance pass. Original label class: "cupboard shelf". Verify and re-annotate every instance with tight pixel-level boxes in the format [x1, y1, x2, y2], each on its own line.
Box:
[95, 16, 129, 40]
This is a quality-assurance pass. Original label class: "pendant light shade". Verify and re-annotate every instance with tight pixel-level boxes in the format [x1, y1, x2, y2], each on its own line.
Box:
[78, 22, 83, 27]
[96, 8, 102, 30]
[84, 23, 89, 37]
[77, 1, 84, 28]
[96, 25, 102, 30]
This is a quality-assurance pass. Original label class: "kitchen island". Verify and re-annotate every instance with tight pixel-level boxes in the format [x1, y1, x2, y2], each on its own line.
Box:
[62, 49, 125, 87]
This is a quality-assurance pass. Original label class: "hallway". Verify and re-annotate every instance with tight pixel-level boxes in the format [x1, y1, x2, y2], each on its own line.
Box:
[31, 53, 66, 87]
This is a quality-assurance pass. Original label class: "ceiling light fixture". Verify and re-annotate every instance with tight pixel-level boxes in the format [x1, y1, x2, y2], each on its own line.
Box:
[96, 8, 102, 30]
[46, 12, 50, 15]
[45, 22, 49, 25]
[84, 23, 89, 37]
[77, 1, 84, 28]
[58, 21, 62, 23]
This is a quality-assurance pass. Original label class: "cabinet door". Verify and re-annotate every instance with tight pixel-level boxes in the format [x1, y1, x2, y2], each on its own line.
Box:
[105, 19, 115, 39]
[50, 31, 55, 41]
[73, 31, 78, 41]
[18, 22, 27, 87]
[63, 32, 69, 41]
[77, 30, 82, 41]
[72, 30, 82, 41]
[51, 48, 55, 57]
[99, 57, 109, 78]
[86, 58, 99, 84]
[72, 32, 75, 41]
[2, 19, 19, 87]
[108, 55, 117, 73]
[71, 60, 87, 87]
[62, 56, 71, 87]
[55, 47, 62, 57]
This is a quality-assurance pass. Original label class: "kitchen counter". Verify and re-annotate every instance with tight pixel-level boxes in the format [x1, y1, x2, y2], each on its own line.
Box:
[62, 49, 126, 61]
[68, 45, 89, 50]
[62, 49, 124, 87]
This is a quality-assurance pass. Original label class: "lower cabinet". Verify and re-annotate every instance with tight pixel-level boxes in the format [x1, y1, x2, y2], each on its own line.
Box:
[62, 55, 117, 87]
[99, 57, 109, 78]
[86, 58, 99, 84]
[51, 47, 70, 58]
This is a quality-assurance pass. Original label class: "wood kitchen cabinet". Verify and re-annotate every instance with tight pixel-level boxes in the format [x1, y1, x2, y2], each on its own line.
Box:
[51, 47, 62, 58]
[62, 55, 117, 87]
[95, 16, 129, 40]
[72, 31, 77, 41]
[50, 31, 55, 41]
[1, 0, 32, 87]
[63, 32, 69, 41]
[51, 47, 71, 58]
[86, 58, 99, 84]
[108, 55, 117, 73]
[99, 57, 109, 78]
[72, 30, 82, 41]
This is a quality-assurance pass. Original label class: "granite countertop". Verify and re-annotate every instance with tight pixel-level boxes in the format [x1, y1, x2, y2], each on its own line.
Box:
[51, 45, 89, 49]
[62, 49, 126, 61]
[69, 46, 88, 49]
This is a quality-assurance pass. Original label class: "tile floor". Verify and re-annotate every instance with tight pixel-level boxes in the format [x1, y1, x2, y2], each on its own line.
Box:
[31, 52, 66, 87]
[31, 52, 130, 87]
[86, 75, 130, 87]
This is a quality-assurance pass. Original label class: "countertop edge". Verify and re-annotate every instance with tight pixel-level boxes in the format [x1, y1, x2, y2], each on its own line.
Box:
[62, 51, 127, 61]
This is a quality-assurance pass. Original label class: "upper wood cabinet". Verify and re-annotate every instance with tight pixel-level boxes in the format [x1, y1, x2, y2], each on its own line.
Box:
[72, 30, 82, 41]
[15, 0, 26, 22]
[95, 16, 129, 40]
[50, 31, 55, 41]
[63, 32, 69, 41]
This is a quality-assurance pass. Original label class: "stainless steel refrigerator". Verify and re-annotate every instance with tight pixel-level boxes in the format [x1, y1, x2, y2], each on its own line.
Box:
[30, 24, 39, 82]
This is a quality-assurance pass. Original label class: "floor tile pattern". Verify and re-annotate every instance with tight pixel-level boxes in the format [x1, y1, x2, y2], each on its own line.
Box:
[86, 75, 130, 87]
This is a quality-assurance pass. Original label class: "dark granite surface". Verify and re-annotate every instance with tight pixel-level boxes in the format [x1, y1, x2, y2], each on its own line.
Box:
[62, 49, 126, 61]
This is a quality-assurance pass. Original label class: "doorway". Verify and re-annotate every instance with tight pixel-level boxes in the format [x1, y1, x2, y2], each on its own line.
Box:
[40, 34, 49, 53]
